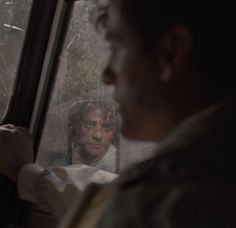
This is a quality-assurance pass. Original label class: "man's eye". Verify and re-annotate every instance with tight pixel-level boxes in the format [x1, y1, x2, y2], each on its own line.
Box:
[103, 124, 113, 130]
[85, 121, 95, 128]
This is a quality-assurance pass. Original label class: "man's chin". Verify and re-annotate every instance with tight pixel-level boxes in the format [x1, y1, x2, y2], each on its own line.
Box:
[85, 145, 106, 157]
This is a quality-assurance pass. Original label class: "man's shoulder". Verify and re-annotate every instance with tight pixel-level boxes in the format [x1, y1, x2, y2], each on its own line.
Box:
[110, 146, 236, 216]
[99, 154, 236, 228]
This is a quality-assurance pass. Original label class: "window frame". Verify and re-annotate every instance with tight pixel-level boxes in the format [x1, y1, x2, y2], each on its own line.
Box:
[1, 0, 74, 156]
[0, 0, 74, 226]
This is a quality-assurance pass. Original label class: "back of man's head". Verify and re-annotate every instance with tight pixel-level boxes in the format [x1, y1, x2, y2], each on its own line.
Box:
[109, 0, 232, 101]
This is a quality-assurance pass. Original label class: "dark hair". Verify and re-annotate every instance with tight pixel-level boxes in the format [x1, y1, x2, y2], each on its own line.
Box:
[98, 0, 233, 100]
[69, 100, 119, 132]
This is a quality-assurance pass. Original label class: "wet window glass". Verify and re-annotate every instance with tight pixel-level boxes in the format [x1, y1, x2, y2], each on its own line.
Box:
[36, 0, 157, 173]
[0, 0, 32, 119]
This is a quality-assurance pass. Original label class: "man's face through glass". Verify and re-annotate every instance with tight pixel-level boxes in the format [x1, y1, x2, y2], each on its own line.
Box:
[76, 108, 115, 158]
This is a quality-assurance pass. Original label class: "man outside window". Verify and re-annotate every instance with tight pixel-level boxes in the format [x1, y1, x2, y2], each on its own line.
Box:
[68, 100, 119, 173]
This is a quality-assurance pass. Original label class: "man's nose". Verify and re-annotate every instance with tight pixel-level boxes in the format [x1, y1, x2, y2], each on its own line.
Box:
[93, 128, 102, 141]
[102, 66, 116, 85]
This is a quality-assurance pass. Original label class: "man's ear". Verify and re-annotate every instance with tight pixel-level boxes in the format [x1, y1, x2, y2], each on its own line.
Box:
[157, 26, 192, 82]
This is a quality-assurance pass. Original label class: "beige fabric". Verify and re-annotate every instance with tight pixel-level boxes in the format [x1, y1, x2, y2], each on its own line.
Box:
[75, 189, 110, 228]
[18, 164, 117, 219]
[58, 184, 113, 228]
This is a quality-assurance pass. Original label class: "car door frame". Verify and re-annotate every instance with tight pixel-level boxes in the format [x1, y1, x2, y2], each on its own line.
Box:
[0, 0, 74, 226]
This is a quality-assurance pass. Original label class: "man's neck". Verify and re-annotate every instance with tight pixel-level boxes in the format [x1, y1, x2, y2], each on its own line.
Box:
[73, 146, 105, 165]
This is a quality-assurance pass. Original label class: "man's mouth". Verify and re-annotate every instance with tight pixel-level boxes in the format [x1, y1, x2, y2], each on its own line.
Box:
[86, 143, 105, 150]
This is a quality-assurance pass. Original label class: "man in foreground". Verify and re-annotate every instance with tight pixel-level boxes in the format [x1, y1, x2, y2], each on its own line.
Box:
[0, 0, 234, 227]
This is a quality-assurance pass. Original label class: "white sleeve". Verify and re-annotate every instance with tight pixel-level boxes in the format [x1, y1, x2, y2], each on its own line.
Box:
[17, 163, 117, 219]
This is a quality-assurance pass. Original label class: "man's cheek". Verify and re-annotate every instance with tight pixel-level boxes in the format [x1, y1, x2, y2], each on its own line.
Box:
[79, 135, 88, 144]
[105, 133, 113, 144]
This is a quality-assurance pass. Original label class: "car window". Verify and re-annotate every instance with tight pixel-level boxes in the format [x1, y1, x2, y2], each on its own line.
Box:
[36, 0, 157, 173]
[0, 0, 32, 119]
